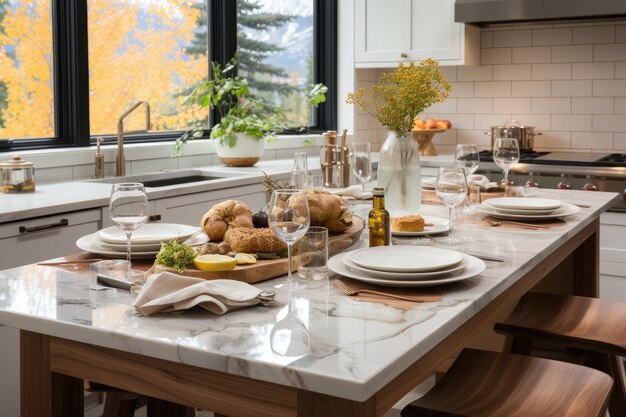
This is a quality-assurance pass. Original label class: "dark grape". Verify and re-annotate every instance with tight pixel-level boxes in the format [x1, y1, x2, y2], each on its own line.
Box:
[252, 211, 269, 228]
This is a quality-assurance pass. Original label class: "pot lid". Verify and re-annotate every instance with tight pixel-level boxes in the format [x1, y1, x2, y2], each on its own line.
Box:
[0, 155, 34, 168]
[489, 120, 536, 129]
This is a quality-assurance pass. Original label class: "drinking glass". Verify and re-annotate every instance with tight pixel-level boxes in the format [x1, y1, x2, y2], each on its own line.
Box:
[493, 138, 520, 196]
[109, 183, 149, 280]
[268, 190, 310, 290]
[454, 144, 480, 211]
[351, 142, 372, 193]
[435, 168, 468, 241]
[291, 152, 310, 189]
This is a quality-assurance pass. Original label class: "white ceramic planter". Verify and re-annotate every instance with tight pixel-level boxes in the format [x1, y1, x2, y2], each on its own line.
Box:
[214, 133, 265, 167]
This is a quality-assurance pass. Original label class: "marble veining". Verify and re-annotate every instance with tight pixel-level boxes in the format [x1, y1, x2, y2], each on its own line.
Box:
[0, 189, 617, 401]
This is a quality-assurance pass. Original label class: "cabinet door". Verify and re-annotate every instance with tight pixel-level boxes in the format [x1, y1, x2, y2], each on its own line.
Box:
[405, 0, 461, 61]
[355, 0, 405, 64]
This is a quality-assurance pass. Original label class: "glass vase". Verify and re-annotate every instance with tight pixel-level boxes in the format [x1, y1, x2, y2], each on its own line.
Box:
[377, 131, 421, 217]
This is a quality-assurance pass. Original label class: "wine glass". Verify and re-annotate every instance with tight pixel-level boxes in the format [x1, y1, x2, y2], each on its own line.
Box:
[267, 190, 310, 290]
[270, 290, 310, 357]
[109, 183, 149, 281]
[351, 142, 372, 193]
[454, 144, 480, 211]
[493, 138, 520, 196]
[435, 168, 468, 243]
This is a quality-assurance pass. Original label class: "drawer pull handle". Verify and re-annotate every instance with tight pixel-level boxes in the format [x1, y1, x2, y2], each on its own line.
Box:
[149, 214, 162, 222]
[19, 218, 69, 234]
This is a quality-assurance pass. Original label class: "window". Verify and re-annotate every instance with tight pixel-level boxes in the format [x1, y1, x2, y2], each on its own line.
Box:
[0, 0, 336, 151]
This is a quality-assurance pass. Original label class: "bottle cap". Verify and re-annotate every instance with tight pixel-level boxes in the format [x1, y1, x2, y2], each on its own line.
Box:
[373, 187, 384, 196]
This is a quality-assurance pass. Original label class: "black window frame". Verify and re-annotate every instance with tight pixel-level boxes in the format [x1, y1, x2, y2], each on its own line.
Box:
[0, 0, 337, 153]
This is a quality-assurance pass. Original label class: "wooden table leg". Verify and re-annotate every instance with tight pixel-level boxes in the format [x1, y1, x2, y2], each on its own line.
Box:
[297, 391, 376, 417]
[147, 397, 196, 417]
[573, 218, 599, 297]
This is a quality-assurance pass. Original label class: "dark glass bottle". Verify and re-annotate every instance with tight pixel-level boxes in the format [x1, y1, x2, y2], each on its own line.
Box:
[368, 187, 390, 247]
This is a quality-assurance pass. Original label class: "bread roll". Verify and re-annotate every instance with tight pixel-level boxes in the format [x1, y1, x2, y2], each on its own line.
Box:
[224, 228, 287, 253]
[288, 190, 352, 232]
[201, 200, 253, 241]
[391, 214, 425, 232]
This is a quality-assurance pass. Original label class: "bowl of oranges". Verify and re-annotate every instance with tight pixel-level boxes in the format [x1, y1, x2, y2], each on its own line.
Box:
[411, 118, 452, 156]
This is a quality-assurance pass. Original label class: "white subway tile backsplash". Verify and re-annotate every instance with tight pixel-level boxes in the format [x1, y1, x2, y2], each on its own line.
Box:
[552, 45, 593, 63]
[614, 132, 626, 150]
[457, 130, 490, 146]
[615, 98, 626, 114]
[573, 26, 615, 44]
[446, 114, 474, 130]
[448, 82, 475, 98]
[616, 62, 626, 79]
[481, 48, 512, 65]
[457, 98, 493, 114]
[474, 114, 512, 129]
[571, 132, 614, 149]
[457, 65, 493, 81]
[481, 31, 494, 48]
[532, 63, 572, 80]
[551, 80, 592, 97]
[493, 64, 532, 80]
[512, 46, 551, 63]
[532, 98, 571, 114]
[439, 66, 458, 83]
[494, 30, 532, 47]
[510, 114, 551, 129]
[572, 98, 613, 114]
[433, 129, 457, 145]
[534, 131, 571, 148]
[533, 28, 572, 46]
[493, 98, 531, 113]
[593, 115, 626, 132]
[594, 44, 626, 62]
[475, 81, 511, 97]
[572, 62, 614, 79]
[593, 79, 626, 97]
[617, 25, 626, 43]
[426, 99, 457, 114]
[511, 81, 551, 97]
[552, 114, 592, 131]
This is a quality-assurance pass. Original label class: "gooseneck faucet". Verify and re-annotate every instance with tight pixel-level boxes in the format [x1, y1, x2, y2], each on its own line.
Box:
[116, 101, 151, 177]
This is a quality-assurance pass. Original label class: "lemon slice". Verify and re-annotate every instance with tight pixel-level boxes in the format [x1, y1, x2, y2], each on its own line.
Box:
[193, 254, 237, 272]
[235, 253, 257, 265]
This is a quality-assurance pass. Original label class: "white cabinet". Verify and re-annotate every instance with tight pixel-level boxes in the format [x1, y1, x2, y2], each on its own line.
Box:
[355, 0, 479, 67]
[599, 212, 626, 302]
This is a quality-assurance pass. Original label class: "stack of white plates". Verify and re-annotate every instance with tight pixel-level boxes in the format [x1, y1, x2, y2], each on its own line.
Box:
[76, 223, 207, 258]
[475, 197, 580, 221]
[328, 246, 486, 287]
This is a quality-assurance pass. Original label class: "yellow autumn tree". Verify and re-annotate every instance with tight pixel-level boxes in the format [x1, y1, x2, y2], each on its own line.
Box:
[0, 0, 207, 139]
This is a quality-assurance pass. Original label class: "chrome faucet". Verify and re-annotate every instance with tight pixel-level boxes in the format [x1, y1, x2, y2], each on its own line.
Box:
[116, 101, 151, 177]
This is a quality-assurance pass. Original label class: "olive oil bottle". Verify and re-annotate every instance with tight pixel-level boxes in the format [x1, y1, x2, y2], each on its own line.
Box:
[368, 187, 390, 247]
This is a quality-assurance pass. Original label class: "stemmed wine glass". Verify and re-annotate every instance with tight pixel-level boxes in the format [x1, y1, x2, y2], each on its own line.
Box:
[435, 167, 468, 243]
[493, 138, 520, 196]
[454, 144, 480, 211]
[109, 183, 149, 281]
[351, 142, 372, 194]
[270, 290, 310, 357]
[267, 190, 310, 290]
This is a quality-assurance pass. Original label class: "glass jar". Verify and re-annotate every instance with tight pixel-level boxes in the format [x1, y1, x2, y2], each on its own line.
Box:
[1, 155, 35, 193]
[557, 174, 572, 190]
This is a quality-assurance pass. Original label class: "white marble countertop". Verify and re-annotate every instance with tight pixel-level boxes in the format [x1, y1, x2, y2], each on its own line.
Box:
[0, 189, 617, 401]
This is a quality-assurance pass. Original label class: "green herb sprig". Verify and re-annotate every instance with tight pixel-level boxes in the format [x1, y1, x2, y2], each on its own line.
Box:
[156, 240, 197, 272]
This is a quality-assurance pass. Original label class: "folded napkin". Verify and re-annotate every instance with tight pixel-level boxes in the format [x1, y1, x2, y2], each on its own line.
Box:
[330, 185, 373, 200]
[334, 278, 441, 309]
[467, 174, 489, 187]
[133, 272, 265, 316]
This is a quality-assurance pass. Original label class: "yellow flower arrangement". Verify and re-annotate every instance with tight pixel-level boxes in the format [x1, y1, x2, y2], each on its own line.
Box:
[346, 58, 451, 133]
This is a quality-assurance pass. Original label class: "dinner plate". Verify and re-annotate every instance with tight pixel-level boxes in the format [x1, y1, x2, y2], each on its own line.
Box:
[329, 252, 485, 287]
[391, 215, 450, 236]
[484, 197, 562, 211]
[95, 223, 198, 244]
[342, 253, 469, 280]
[479, 204, 559, 215]
[76, 234, 159, 259]
[348, 246, 464, 273]
[97, 231, 208, 252]
[476, 203, 580, 221]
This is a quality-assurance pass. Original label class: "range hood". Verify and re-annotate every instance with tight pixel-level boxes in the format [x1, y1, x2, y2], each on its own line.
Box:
[455, 0, 626, 25]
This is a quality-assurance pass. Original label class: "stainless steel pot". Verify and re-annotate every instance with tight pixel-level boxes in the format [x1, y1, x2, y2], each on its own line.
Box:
[485, 120, 542, 150]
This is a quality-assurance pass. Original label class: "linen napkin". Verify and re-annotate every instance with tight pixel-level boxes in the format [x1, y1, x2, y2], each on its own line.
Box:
[133, 272, 265, 316]
[334, 277, 441, 309]
[330, 185, 373, 200]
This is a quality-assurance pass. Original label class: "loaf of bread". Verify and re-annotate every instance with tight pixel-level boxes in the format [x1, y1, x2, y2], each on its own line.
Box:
[224, 227, 287, 253]
[391, 214, 425, 232]
[288, 190, 352, 232]
[201, 200, 254, 241]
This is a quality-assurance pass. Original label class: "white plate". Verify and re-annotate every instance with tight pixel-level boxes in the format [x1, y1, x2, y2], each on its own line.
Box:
[479, 204, 559, 215]
[476, 203, 580, 221]
[77, 232, 208, 259]
[97, 231, 208, 252]
[391, 215, 450, 236]
[95, 223, 198, 244]
[329, 252, 485, 287]
[343, 254, 469, 280]
[348, 246, 464, 273]
[485, 197, 562, 211]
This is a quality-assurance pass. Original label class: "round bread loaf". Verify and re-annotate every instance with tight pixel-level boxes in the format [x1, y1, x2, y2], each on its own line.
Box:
[223, 227, 287, 253]
[201, 200, 253, 241]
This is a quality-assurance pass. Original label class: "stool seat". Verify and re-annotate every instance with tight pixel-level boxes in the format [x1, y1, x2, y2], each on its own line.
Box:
[401, 348, 612, 417]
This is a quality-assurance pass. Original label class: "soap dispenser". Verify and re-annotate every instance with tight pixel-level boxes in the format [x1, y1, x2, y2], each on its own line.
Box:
[93, 137, 104, 179]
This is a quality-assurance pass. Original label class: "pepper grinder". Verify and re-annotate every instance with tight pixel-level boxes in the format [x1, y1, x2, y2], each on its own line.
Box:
[93, 137, 104, 179]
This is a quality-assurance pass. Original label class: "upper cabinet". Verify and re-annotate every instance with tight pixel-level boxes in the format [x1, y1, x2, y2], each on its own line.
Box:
[355, 0, 480, 67]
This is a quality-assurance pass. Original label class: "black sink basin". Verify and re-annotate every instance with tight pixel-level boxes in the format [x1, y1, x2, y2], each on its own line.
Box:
[142, 175, 224, 188]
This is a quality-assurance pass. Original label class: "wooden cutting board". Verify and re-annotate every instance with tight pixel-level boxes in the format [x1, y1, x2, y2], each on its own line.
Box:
[153, 217, 364, 284]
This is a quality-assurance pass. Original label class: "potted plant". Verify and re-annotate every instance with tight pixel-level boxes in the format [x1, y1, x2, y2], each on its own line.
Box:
[174, 57, 327, 167]
[346, 58, 450, 215]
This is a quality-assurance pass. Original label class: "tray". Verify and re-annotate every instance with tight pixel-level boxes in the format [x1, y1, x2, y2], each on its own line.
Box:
[153, 217, 365, 284]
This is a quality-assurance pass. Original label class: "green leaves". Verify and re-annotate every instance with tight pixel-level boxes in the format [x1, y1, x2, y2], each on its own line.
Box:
[307, 83, 328, 107]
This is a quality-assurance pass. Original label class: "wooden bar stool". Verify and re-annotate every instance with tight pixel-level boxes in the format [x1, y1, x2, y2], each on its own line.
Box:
[494, 292, 626, 417]
[401, 348, 613, 417]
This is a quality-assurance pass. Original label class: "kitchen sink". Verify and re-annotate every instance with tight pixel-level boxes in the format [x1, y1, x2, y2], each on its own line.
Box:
[86, 169, 235, 188]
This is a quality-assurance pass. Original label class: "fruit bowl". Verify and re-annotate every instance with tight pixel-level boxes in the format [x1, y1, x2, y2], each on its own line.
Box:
[411, 129, 446, 156]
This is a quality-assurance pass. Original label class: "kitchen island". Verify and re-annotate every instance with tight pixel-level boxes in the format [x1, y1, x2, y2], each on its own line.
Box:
[0, 189, 617, 417]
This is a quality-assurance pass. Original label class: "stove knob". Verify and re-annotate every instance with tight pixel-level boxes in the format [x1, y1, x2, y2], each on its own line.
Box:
[582, 176, 598, 191]
[557, 174, 572, 190]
